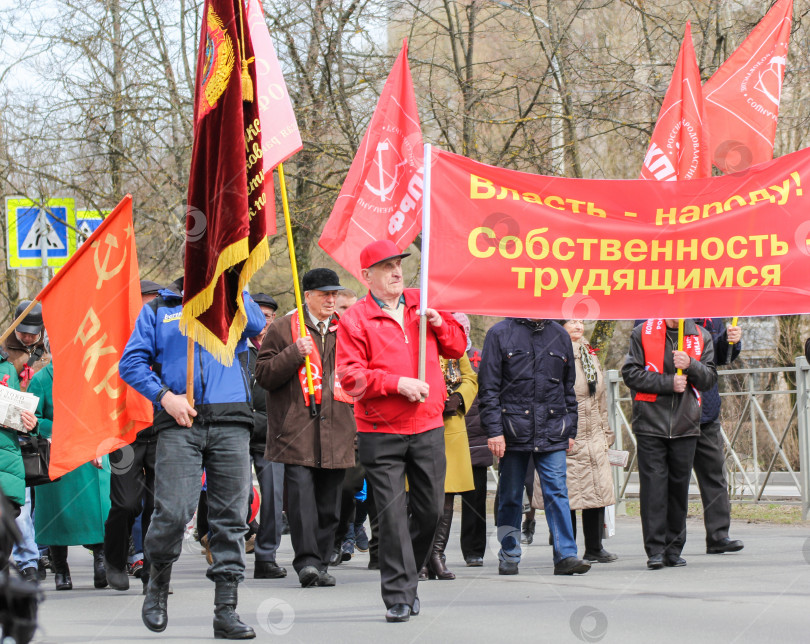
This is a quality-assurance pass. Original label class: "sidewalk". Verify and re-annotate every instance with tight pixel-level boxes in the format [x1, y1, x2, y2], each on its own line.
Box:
[33, 515, 810, 643]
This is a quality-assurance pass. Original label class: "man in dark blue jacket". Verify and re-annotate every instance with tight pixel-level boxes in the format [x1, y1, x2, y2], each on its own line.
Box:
[119, 281, 264, 640]
[694, 318, 743, 554]
[479, 318, 590, 576]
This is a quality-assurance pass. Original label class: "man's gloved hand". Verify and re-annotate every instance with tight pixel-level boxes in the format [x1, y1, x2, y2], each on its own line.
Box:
[443, 392, 463, 417]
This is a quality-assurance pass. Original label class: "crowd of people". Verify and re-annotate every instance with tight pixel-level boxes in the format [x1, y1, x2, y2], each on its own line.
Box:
[0, 239, 752, 637]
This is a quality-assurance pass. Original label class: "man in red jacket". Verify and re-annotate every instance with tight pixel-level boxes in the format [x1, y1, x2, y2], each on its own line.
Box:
[336, 240, 466, 623]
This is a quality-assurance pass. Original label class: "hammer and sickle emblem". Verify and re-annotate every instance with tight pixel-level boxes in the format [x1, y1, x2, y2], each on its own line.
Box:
[93, 233, 127, 289]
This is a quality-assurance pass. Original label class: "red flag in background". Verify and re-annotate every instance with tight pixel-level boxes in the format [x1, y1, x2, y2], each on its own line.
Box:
[319, 40, 423, 280]
[640, 23, 710, 182]
[38, 196, 152, 477]
[182, 0, 272, 365]
[703, 0, 793, 173]
[246, 0, 302, 234]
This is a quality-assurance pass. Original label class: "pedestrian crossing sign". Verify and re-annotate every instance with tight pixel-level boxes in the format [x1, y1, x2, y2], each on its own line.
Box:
[76, 210, 109, 248]
[5, 197, 77, 269]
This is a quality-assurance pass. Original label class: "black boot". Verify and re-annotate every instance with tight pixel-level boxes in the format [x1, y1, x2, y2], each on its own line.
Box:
[142, 563, 172, 632]
[91, 545, 108, 589]
[427, 495, 455, 580]
[51, 546, 72, 591]
[213, 581, 256, 639]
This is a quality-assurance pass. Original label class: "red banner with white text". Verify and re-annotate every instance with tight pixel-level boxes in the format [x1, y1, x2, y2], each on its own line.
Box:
[426, 148, 810, 320]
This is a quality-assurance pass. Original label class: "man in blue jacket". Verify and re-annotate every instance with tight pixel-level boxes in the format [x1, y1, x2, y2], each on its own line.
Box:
[119, 279, 264, 640]
[479, 318, 590, 576]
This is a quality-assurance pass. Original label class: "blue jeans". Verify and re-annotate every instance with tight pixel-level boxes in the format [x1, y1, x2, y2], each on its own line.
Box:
[12, 488, 39, 570]
[145, 422, 251, 583]
[497, 449, 576, 565]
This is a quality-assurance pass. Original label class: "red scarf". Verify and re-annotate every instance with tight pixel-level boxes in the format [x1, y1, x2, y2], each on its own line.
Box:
[635, 319, 703, 403]
[290, 315, 353, 406]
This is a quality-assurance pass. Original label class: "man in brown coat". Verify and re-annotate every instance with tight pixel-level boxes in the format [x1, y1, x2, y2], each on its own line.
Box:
[255, 268, 356, 588]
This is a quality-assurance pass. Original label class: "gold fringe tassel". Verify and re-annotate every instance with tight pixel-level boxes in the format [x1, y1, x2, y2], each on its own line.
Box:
[179, 236, 270, 366]
[241, 57, 255, 102]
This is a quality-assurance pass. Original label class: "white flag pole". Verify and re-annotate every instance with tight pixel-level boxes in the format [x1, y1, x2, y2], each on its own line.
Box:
[418, 143, 432, 386]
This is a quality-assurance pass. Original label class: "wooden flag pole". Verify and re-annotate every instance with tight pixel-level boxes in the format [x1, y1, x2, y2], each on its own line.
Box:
[277, 162, 318, 415]
[186, 336, 195, 407]
[677, 319, 685, 375]
[0, 300, 40, 347]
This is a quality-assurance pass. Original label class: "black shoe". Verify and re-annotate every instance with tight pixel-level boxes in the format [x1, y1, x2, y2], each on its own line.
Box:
[464, 556, 484, 567]
[93, 549, 108, 589]
[664, 554, 687, 567]
[298, 566, 321, 588]
[498, 561, 519, 575]
[411, 596, 420, 616]
[706, 538, 744, 554]
[106, 562, 130, 591]
[317, 570, 336, 587]
[37, 558, 47, 581]
[254, 560, 287, 579]
[554, 557, 591, 575]
[213, 582, 256, 640]
[328, 548, 342, 567]
[19, 567, 38, 584]
[368, 560, 380, 570]
[521, 519, 536, 545]
[55, 571, 73, 590]
[646, 554, 664, 570]
[385, 604, 410, 623]
[583, 548, 618, 563]
[142, 563, 172, 632]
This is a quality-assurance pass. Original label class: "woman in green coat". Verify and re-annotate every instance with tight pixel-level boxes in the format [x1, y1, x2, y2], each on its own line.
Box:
[0, 358, 27, 510]
[29, 363, 111, 590]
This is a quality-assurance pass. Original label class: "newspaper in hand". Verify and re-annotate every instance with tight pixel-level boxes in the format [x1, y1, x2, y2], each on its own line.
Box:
[0, 386, 39, 432]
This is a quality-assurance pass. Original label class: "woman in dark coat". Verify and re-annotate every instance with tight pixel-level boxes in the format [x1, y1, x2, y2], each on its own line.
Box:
[29, 364, 110, 590]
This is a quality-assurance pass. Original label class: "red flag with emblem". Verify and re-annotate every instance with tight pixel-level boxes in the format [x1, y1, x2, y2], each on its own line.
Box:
[318, 40, 423, 280]
[703, 0, 793, 173]
[640, 23, 710, 182]
[37, 195, 152, 478]
[181, 0, 272, 365]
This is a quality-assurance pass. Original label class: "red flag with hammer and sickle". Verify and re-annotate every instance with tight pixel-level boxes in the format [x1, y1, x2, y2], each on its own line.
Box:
[37, 195, 152, 478]
[318, 40, 423, 280]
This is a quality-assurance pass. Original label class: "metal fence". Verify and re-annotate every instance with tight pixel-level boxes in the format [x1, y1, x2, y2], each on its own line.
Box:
[606, 356, 810, 519]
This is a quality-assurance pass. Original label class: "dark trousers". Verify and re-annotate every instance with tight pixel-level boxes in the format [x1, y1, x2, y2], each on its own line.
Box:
[284, 465, 345, 573]
[694, 421, 731, 544]
[571, 507, 604, 553]
[460, 466, 488, 559]
[252, 454, 284, 562]
[358, 427, 445, 609]
[636, 434, 698, 558]
[103, 437, 157, 571]
[146, 422, 251, 583]
[335, 462, 365, 545]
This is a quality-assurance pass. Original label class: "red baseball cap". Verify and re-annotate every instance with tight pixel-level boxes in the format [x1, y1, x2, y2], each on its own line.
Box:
[360, 240, 411, 270]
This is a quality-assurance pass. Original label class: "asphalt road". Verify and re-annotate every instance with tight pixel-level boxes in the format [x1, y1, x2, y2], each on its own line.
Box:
[31, 514, 810, 643]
